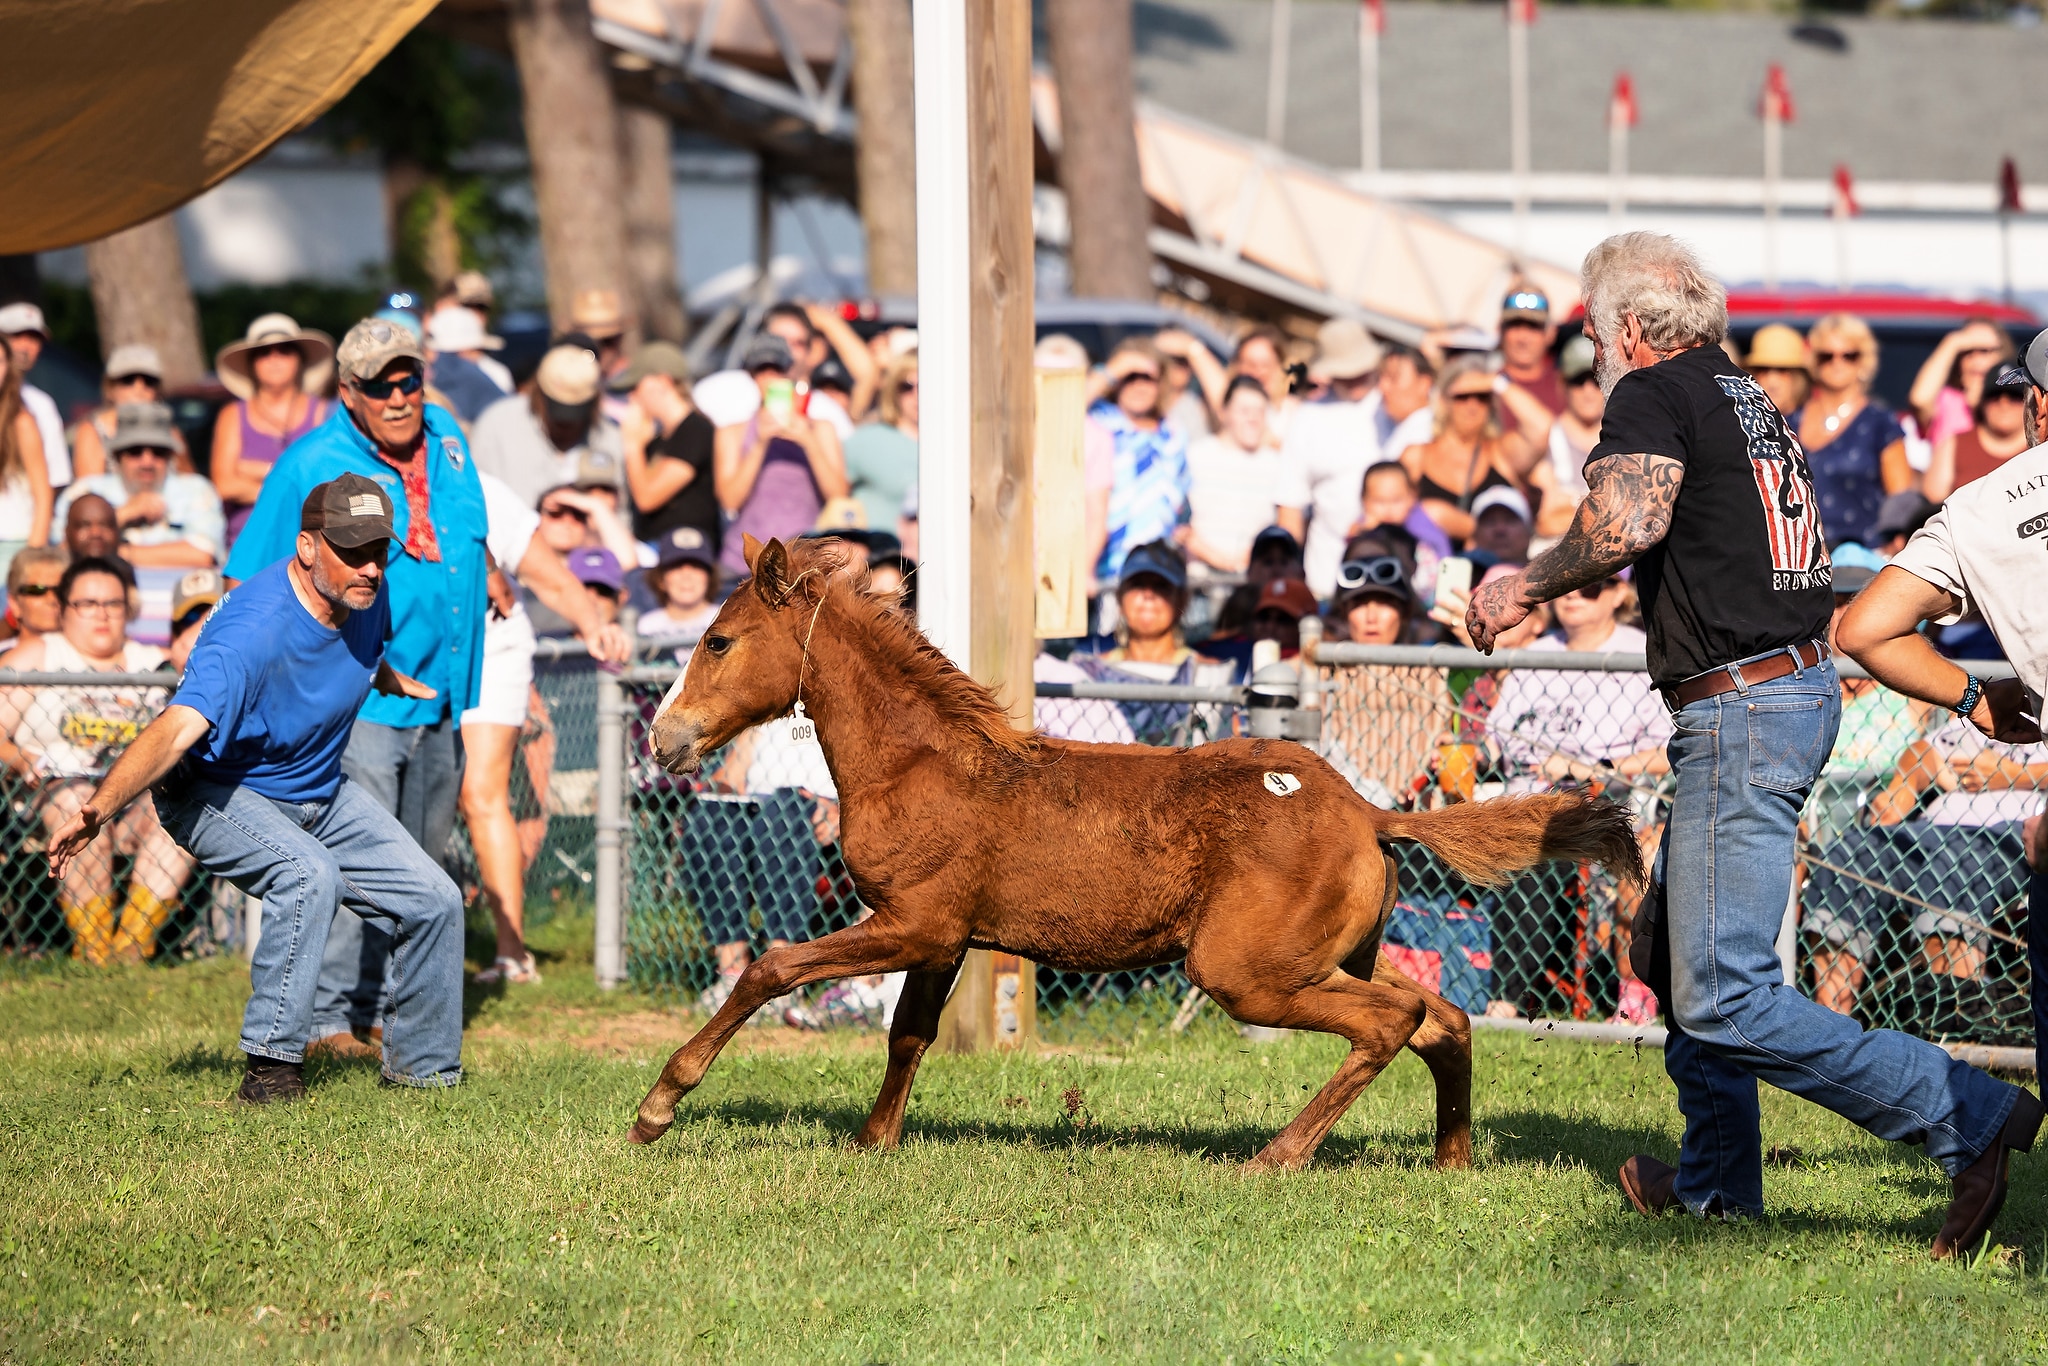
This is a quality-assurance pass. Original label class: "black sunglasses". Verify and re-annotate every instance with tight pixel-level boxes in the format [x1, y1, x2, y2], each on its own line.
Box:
[1336, 556, 1406, 591]
[1573, 577, 1623, 600]
[11, 582, 56, 598]
[108, 373, 160, 388]
[355, 371, 424, 400]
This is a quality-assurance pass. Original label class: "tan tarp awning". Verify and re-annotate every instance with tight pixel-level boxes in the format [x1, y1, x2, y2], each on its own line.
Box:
[0, 0, 436, 253]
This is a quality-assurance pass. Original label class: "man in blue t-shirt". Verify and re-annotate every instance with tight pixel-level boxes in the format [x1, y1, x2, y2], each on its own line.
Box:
[224, 316, 490, 1061]
[47, 474, 466, 1103]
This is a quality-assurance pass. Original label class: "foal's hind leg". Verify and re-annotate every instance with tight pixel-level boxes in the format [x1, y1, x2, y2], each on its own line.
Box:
[629, 919, 951, 1144]
[1196, 967, 1428, 1172]
[852, 961, 963, 1150]
[1362, 951, 1473, 1169]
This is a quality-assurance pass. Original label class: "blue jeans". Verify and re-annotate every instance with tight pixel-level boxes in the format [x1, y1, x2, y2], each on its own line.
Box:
[313, 718, 465, 1038]
[2032, 866, 2048, 1080]
[681, 792, 824, 945]
[1653, 654, 2019, 1215]
[155, 774, 464, 1085]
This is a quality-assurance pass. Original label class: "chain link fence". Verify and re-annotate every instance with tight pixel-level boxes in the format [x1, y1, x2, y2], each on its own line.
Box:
[613, 645, 2039, 1052]
[8, 637, 2040, 1058]
[0, 669, 227, 962]
[0, 640, 603, 964]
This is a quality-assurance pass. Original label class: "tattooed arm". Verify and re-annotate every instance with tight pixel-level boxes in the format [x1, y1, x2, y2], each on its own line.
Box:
[1466, 451, 1684, 652]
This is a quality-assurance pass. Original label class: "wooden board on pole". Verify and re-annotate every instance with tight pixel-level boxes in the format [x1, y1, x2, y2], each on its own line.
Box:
[1034, 365, 1089, 641]
[924, 0, 1037, 1055]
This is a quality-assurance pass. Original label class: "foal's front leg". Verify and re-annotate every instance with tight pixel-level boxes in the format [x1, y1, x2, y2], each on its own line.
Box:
[628, 920, 948, 1144]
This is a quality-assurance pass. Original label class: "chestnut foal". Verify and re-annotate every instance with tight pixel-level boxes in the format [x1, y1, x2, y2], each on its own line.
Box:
[631, 536, 1642, 1171]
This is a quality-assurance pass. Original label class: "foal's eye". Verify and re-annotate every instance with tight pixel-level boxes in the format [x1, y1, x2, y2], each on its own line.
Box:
[703, 634, 732, 657]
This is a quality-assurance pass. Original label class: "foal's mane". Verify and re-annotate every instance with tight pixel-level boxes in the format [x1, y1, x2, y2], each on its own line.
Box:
[782, 540, 1043, 764]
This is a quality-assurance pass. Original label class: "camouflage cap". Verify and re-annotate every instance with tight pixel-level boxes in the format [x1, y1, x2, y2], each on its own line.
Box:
[335, 317, 426, 384]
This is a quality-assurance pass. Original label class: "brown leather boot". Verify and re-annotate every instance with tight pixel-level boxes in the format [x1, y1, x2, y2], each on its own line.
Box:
[1933, 1089, 2045, 1260]
[1619, 1154, 1681, 1216]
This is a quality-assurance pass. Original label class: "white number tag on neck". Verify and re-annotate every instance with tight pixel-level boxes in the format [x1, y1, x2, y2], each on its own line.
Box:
[788, 700, 816, 745]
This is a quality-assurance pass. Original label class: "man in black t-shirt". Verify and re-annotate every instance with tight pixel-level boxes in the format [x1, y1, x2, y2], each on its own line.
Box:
[1470, 232, 2036, 1259]
[618, 341, 721, 558]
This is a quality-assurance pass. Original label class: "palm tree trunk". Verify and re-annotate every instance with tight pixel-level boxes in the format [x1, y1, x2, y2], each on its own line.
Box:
[618, 104, 686, 342]
[506, 0, 636, 338]
[1044, 0, 1153, 300]
[83, 214, 205, 386]
[847, 0, 917, 299]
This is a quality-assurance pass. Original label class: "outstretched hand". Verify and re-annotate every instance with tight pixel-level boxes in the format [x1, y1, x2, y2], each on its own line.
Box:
[373, 662, 439, 700]
[46, 803, 104, 880]
[1465, 572, 1533, 654]
[584, 621, 630, 665]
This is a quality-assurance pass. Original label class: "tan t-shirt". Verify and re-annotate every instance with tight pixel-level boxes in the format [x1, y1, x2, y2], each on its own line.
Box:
[1890, 443, 2048, 708]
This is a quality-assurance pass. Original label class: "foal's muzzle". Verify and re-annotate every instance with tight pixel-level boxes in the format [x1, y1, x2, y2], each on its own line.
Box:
[650, 711, 705, 775]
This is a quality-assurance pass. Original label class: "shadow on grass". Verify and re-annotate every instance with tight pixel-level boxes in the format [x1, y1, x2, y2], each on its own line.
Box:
[646, 1092, 2040, 1246]
[164, 1042, 242, 1079]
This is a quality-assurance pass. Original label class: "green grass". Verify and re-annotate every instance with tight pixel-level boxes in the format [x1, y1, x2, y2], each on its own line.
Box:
[4, 920, 2047, 1363]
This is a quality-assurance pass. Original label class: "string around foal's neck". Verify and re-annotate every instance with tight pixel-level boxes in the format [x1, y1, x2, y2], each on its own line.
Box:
[792, 572, 828, 717]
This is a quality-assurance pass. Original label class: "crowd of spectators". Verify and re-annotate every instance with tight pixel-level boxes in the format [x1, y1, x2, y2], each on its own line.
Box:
[0, 263, 2037, 1047]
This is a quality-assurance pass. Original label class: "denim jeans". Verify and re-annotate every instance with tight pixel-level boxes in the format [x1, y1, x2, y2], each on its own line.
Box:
[312, 718, 465, 1038]
[155, 774, 464, 1085]
[681, 791, 823, 945]
[1651, 653, 2019, 1216]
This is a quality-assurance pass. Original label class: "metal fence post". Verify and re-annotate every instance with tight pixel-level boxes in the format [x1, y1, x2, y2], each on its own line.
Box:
[593, 665, 626, 989]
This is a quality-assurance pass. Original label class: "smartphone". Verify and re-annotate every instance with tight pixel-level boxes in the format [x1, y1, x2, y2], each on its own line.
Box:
[1428, 556, 1475, 631]
[1435, 556, 1474, 604]
[763, 378, 796, 423]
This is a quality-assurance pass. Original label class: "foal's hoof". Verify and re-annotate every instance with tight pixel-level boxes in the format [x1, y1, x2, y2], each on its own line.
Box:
[1244, 1149, 1310, 1174]
[626, 1116, 672, 1145]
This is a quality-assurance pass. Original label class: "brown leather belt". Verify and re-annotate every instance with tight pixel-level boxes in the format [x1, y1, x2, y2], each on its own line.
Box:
[1662, 639, 1828, 711]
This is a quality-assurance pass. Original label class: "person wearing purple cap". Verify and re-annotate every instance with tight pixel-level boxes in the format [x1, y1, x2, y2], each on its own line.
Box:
[567, 547, 624, 624]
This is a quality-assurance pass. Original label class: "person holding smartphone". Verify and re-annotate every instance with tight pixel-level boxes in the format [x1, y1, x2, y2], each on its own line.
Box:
[713, 333, 848, 581]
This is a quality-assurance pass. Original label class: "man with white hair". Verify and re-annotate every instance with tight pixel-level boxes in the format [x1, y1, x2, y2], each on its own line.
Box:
[1469, 231, 2037, 1259]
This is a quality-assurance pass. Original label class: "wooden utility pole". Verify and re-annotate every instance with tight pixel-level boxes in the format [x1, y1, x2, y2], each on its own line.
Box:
[83, 214, 205, 387]
[619, 104, 686, 342]
[848, 0, 918, 299]
[506, 0, 636, 337]
[1044, 0, 1153, 300]
[915, 0, 1036, 1053]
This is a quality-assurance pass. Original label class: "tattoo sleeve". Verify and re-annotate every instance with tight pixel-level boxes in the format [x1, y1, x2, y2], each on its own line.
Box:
[1520, 452, 1684, 603]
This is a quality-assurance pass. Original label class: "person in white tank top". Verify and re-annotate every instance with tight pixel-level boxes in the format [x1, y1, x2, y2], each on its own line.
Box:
[0, 560, 191, 963]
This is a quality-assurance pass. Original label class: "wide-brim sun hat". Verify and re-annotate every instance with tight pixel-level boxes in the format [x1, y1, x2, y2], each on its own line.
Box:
[215, 313, 334, 400]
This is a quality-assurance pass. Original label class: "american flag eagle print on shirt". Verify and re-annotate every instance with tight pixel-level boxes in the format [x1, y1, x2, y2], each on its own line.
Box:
[1715, 372, 1831, 591]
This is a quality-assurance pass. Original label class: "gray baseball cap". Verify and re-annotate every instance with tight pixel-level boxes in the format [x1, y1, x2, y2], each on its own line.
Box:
[108, 401, 180, 455]
[104, 343, 164, 381]
[2024, 327, 2048, 391]
[741, 332, 795, 374]
[336, 317, 426, 384]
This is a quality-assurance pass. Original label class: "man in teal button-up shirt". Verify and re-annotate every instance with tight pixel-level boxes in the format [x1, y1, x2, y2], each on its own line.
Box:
[225, 318, 488, 1055]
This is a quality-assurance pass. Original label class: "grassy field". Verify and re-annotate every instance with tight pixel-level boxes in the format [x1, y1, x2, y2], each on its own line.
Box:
[5, 918, 2048, 1364]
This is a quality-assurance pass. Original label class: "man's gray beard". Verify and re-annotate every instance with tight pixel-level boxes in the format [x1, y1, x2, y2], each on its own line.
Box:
[308, 556, 365, 611]
[1596, 335, 1636, 398]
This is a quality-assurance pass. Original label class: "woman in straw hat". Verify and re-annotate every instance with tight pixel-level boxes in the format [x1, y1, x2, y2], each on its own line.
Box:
[208, 313, 334, 551]
[1741, 323, 1812, 419]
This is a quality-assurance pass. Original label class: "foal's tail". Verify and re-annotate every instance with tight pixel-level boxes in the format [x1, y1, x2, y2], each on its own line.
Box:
[1374, 792, 1645, 888]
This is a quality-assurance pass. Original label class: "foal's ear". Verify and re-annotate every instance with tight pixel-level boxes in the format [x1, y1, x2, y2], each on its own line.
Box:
[751, 537, 794, 607]
[741, 533, 765, 572]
